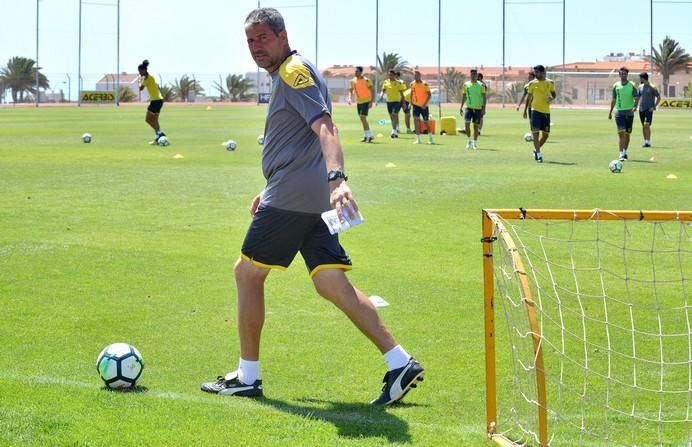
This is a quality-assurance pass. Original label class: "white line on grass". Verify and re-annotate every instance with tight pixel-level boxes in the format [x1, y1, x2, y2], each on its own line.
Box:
[0, 371, 472, 435]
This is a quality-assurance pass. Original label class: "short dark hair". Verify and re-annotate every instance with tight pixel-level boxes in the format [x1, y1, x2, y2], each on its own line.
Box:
[533, 65, 546, 73]
[478, 73, 484, 79]
[639, 72, 648, 80]
[395, 70, 401, 77]
[619, 66, 629, 74]
[528, 71, 536, 78]
[470, 69, 478, 74]
[245, 8, 285, 35]
[388, 69, 396, 75]
[138, 59, 149, 72]
[355, 66, 363, 73]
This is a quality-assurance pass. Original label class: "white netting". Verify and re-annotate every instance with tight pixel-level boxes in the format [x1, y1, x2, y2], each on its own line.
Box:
[491, 212, 690, 446]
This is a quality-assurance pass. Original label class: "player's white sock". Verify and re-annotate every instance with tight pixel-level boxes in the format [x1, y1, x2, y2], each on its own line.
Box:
[416, 135, 421, 143]
[428, 134, 433, 143]
[384, 345, 411, 371]
[238, 358, 260, 384]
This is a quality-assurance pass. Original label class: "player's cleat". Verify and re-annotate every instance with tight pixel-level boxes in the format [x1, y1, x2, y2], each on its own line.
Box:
[618, 152, 628, 161]
[371, 357, 424, 405]
[472, 140, 478, 150]
[642, 142, 651, 148]
[428, 141, 434, 145]
[200, 371, 263, 397]
[367, 137, 374, 143]
[533, 151, 543, 163]
[361, 137, 368, 143]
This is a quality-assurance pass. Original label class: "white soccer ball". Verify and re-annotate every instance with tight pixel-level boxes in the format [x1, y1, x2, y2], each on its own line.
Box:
[523, 132, 534, 142]
[96, 343, 144, 389]
[257, 134, 264, 145]
[609, 159, 623, 173]
[158, 136, 170, 146]
[225, 140, 237, 151]
[82, 133, 92, 143]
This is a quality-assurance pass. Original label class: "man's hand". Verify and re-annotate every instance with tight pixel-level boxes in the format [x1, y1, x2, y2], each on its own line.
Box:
[329, 179, 358, 222]
[249, 191, 264, 216]
[608, 111, 613, 120]
[523, 110, 528, 119]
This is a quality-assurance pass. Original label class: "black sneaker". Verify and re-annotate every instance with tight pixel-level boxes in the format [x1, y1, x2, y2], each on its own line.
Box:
[642, 142, 651, 148]
[200, 371, 263, 397]
[367, 137, 374, 143]
[371, 357, 424, 405]
[361, 137, 368, 142]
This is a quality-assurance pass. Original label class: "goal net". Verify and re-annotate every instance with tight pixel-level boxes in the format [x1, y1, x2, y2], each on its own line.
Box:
[482, 209, 691, 446]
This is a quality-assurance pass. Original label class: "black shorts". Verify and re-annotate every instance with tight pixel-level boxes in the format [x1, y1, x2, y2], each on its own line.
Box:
[386, 101, 402, 114]
[412, 105, 429, 120]
[615, 112, 634, 134]
[639, 109, 654, 125]
[241, 205, 352, 276]
[148, 99, 163, 114]
[356, 103, 369, 116]
[402, 101, 411, 113]
[464, 108, 483, 124]
[531, 111, 551, 133]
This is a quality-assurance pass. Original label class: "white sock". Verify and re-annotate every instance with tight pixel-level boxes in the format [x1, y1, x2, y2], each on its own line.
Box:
[416, 135, 421, 143]
[238, 358, 260, 384]
[384, 345, 411, 371]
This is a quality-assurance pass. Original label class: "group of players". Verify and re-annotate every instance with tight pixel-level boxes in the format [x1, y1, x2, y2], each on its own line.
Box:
[348, 64, 662, 164]
[137, 59, 662, 166]
[348, 66, 489, 148]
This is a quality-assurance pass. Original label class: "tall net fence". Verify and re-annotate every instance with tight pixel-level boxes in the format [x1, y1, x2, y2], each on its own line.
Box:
[484, 209, 691, 446]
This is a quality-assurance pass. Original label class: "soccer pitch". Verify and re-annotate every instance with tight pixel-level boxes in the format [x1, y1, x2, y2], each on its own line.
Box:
[0, 104, 689, 446]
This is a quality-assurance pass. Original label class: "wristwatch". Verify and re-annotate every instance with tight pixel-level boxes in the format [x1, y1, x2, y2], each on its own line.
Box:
[327, 170, 348, 182]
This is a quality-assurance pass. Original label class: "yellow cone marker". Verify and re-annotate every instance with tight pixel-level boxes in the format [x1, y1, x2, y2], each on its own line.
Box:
[649, 156, 656, 161]
[385, 162, 397, 168]
[173, 154, 184, 159]
[666, 173, 677, 179]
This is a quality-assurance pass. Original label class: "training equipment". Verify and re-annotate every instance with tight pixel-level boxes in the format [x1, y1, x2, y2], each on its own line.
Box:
[440, 116, 458, 135]
[96, 343, 144, 389]
[225, 140, 237, 151]
[609, 159, 623, 173]
[158, 136, 170, 146]
[482, 209, 692, 447]
[257, 134, 264, 145]
[82, 133, 92, 143]
[371, 357, 425, 405]
[523, 132, 533, 142]
[415, 119, 436, 135]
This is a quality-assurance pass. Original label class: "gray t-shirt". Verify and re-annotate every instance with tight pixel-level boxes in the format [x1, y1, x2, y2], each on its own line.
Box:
[261, 51, 331, 215]
[638, 83, 660, 111]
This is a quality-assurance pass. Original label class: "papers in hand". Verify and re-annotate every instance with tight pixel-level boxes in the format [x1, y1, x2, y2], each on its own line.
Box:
[321, 208, 364, 235]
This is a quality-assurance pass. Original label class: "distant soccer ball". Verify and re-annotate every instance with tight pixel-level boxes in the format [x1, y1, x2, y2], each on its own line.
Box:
[225, 140, 237, 151]
[158, 136, 170, 146]
[96, 343, 144, 389]
[257, 134, 264, 145]
[609, 159, 623, 173]
[82, 133, 92, 143]
[523, 132, 534, 142]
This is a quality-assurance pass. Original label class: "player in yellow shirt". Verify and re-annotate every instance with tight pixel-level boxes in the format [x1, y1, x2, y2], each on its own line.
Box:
[348, 66, 375, 143]
[379, 70, 406, 138]
[137, 59, 166, 145]
[523, 65, 556, 162]
[410, 71, 433, 145]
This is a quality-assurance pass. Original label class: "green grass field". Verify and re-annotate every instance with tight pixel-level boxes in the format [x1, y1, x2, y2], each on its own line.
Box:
[0, 103, 690, 446]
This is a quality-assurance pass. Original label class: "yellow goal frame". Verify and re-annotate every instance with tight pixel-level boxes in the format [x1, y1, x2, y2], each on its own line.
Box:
[481, 209, 692, 447]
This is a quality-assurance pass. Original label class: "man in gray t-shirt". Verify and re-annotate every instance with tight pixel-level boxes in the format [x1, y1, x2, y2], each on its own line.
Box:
[201, 7, 424, 406]
[637, 72, 661, 148]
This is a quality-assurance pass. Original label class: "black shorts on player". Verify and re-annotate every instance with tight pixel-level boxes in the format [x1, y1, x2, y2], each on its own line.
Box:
[148, 99, 163, 114]
[356, 102, 369, 116]
[530, 111, 551, 133]
[240, 204, 352, 275]
[386, 101, 402, 114]
[412, 105, 429, 121]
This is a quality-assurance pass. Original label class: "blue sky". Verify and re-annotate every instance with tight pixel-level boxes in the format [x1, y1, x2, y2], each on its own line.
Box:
[2, 0, 690, 99]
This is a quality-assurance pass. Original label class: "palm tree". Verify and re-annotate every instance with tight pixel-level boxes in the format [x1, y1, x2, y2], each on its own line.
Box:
[171, 75, 204, 102]
[118, 86, 138, 102]
[158, 85, 176, 102]
[649, 36, 691, 96]
[214, 74, 255, 102]
[442, 68, 465, 103]
[0, 56, 49, 102]
[505, 81, 526, 104]
[372, 52, 410, 86]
